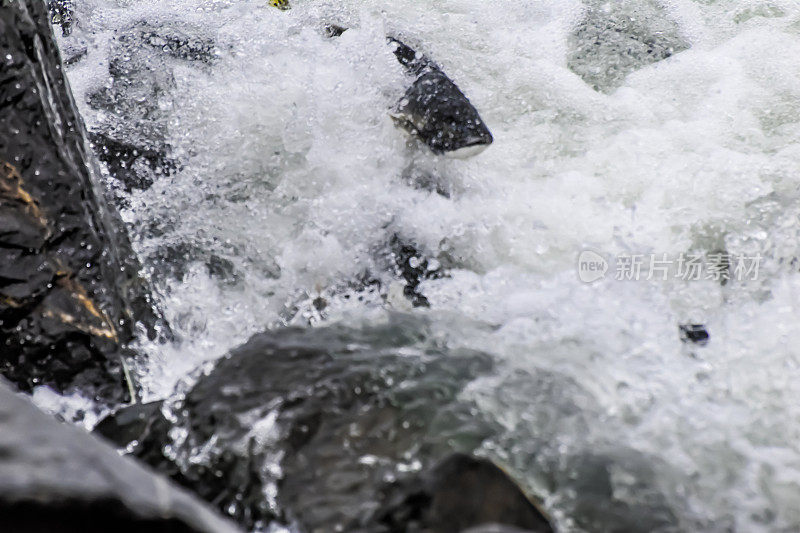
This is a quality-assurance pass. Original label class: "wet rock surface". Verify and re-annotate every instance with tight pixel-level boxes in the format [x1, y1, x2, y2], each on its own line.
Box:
[110, 316, 552, 532]
[84, 22, 205, 196]
[549, 449, 679, 533]
[95, 316, 691, 533]
[375, 453, 553, 533]
[568, 0, 689, 92]
[0, 0, 160, 400]
[94, 399, 167, 450]
[90, 131, 179, 193]
[0, 377, 242, 533]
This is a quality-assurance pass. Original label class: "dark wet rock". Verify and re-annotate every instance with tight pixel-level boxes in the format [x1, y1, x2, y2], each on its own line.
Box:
[205, 254, 237, 280]
[148, 242, 197, 282]
[568, 0, 689, 92]
[385, 235, 446, 307]
[90, 132, 179, 192]
[305, 30, 493, 155]
[0, 0, 164, 400]
[0, 377, 242, 533]
[124, 317, 536, 531]
[94, 400, 167, 450]
[111, 318, 690, 532]
[323, 23, 348, 38]
[679, 324, 709, 346]
[389, 37, 493, 157]
[85, 22, 211, 195]
[148, 241, 241, 285]
[375, 453, 553, 533]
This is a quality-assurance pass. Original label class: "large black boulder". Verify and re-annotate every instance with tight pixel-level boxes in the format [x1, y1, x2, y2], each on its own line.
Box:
[0, 0, 161, 401]
[0, 376, 242, 533]
[106, 316, 552, 532]
[98, 316, 691, 532]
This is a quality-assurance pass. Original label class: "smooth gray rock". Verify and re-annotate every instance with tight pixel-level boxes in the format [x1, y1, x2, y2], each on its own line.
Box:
[0, 377, 242, 533]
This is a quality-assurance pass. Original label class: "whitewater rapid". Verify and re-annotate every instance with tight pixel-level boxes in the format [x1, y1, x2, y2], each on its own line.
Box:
[46, 0, 800, 530]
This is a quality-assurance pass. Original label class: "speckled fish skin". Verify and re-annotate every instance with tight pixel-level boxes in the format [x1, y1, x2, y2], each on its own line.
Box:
[389, 37, 493, 156]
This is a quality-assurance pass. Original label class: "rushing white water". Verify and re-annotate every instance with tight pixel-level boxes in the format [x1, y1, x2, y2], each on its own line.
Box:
[50, 0, 800, 530]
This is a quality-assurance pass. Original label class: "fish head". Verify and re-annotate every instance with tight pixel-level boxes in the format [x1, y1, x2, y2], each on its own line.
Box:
[269, 0, 290, 10]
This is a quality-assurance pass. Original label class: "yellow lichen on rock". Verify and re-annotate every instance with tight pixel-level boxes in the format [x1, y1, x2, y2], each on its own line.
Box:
[0, 161, 50, 233]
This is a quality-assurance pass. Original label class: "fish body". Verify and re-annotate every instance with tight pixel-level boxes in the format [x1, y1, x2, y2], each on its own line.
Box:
[390, 38, 493, 157]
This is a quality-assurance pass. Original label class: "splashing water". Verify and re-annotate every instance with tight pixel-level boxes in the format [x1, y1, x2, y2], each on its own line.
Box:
[49, 0, 800, 530]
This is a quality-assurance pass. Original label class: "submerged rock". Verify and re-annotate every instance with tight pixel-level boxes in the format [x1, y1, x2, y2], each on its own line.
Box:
[90, 132, 179, 193]
[0, 0, 162, 401]
[104, 318, 690, 532]
[0, 377, 241, 533]
[548, 449, 680, 533]
[568, 0, 689, 92]
[470, 369, 684, 533]
[138, 26, 218, 63]
[390, 38, 494, 157]
[384, 235, 446, 308]
[375, 453, 553, 533]
[94, 400, 167, 450]
[85, 22, 212, 196]
[148, 241, 241, 285]
[119, 316, 552, 531]
[323, 23, 348, 39]
[679, 324, 709, 346]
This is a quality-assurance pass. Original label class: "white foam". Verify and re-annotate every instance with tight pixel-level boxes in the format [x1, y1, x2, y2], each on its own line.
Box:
[55, 0, 800, 530]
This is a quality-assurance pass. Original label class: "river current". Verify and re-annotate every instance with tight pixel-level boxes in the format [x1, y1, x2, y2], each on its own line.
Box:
[42, 0, 800, 531]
